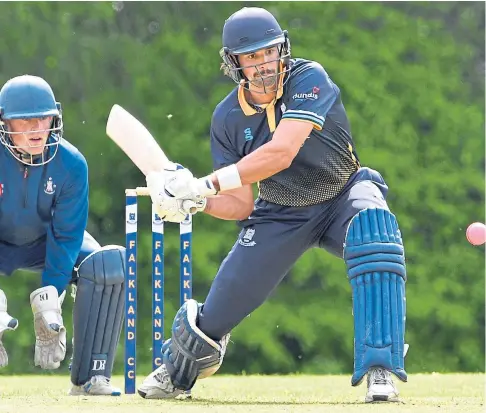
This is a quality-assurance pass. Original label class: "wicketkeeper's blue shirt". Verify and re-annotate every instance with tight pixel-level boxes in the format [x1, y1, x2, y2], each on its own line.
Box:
[0, 137, 89, 294]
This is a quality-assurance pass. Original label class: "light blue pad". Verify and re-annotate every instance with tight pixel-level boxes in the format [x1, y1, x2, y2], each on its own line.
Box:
[344, 208, 407, 386]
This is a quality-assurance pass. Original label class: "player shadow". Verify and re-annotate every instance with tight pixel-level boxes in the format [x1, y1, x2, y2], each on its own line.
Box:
[183, 398, 374, 405]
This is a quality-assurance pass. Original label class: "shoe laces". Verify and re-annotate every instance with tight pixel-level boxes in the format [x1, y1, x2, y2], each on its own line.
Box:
[371, 368, 389, 385]
[91, 375, 110, 386]
[154, 366, 170, 385]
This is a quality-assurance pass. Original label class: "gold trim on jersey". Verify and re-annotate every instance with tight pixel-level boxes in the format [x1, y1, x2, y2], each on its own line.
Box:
[237, 61, 285, 133]
[280, 117, 322, 130]
[348, 143, 360, 168]
[265, 105, 276, 132]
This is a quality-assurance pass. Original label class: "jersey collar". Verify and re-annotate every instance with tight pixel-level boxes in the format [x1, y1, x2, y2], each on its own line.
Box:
[237, 64, 285, 116]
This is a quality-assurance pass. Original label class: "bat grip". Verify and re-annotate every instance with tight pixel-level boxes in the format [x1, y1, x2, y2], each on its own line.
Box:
[127, 187, 198, 214]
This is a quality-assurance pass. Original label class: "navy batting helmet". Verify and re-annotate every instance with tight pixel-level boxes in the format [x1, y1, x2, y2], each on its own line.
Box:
[220, 7, 291, 89]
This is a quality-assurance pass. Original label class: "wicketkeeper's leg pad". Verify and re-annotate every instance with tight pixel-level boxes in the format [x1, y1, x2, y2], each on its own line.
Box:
[344, 208, 407, 386]
[70, 245, 125, 386]
[163, 299, 230, 391]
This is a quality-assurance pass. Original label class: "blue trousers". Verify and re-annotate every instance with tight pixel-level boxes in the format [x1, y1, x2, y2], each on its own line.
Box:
[0, 231, 100, 283]
[198, 167, 390, 340]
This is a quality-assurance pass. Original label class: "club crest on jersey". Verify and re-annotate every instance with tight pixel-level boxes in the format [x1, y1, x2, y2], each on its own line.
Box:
[44, 177, 56, 195]
[239, 227, 256, 247]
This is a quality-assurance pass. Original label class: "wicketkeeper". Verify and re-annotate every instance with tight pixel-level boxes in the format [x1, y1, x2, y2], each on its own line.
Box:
[0, 75, 125, 396]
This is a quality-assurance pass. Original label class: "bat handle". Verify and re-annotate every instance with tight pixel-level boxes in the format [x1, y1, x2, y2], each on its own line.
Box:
[128, 187, 198, 215]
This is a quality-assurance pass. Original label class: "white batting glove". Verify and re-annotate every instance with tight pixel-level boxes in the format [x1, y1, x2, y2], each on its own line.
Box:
[154, 196, 206, 223]
[0, 289, 18, 368]
[186, 197, 207, 214]
[145, 162, 180, 207]
[147, 164, 211, 217]
[163, 167, 199, 200]
[162, 165, 217, 201]
[152, 196, 187, 223]
[30, 286, 67, 370]
[158, 209, 187, 223]
[146, 163, 195, 206]
[163, 169, 215, 217]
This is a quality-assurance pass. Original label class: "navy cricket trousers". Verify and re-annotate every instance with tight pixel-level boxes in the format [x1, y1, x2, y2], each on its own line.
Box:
[198, 167, 391, 340]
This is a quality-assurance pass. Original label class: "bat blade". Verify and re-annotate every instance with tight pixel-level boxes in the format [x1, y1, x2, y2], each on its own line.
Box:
[106, 104, 171, 176]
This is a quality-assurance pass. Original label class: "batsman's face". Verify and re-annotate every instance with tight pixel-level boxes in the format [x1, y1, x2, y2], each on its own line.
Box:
[239, 47, 280, 91]
[5, 116, 53, 155]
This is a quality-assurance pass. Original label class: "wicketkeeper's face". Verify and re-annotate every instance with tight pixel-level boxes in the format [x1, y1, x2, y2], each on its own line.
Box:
[4, 116, 53, 155]
[239, 47, 280, 92]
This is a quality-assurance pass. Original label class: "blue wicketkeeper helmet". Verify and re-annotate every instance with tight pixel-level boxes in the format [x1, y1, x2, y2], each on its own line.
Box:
[0, 75, 63, 166]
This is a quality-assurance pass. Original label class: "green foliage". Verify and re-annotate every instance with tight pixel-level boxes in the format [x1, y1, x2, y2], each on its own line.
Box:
[0, 2, 483, 377]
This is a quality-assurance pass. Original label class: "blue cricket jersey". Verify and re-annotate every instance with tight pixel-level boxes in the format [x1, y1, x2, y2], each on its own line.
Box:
[0, 138, 88, 294]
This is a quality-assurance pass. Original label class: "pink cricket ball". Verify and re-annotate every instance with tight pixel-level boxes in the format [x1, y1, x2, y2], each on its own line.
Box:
[466, 222, 486, 246]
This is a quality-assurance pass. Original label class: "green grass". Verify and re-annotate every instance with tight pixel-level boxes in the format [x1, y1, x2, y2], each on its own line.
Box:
[0, 374, 483, 413]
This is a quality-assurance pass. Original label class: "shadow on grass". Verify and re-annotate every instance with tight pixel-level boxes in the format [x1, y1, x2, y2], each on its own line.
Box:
[177, 398, 402, 406]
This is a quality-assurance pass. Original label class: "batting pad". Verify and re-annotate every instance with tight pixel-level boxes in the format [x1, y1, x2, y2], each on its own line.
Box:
[163, 299, 230, 391]
[344, 208, 407, 386]
[70, 246, 125, 386]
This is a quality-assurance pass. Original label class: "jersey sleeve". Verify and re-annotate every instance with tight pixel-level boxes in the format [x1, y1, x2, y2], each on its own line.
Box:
[210, 111, 241, 171]
[42, 156, 89, 295]
[282, 63, 338, 130]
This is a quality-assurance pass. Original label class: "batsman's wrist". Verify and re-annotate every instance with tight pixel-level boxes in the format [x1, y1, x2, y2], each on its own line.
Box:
[196, 164, 242, 196]
[214, 164, 242, 192]
[195, 176, 217, 197]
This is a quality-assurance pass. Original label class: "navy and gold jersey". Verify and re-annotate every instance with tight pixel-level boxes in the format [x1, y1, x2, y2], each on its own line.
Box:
[210, 58, 360, 207]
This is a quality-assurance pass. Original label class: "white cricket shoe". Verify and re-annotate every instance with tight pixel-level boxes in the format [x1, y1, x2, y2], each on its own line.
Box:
[69, 375, 121, 396]
[138, 364, 189, 399]
[365, 367, 399, 403]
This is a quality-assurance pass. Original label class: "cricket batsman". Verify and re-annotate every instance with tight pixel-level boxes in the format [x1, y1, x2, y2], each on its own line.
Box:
[0, 75, 125, 395]
[140, 7, 408, 403]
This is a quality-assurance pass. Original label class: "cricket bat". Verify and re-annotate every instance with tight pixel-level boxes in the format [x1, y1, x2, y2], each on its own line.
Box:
[106, 104, 197, 212]
[106, 104, 174, 175]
